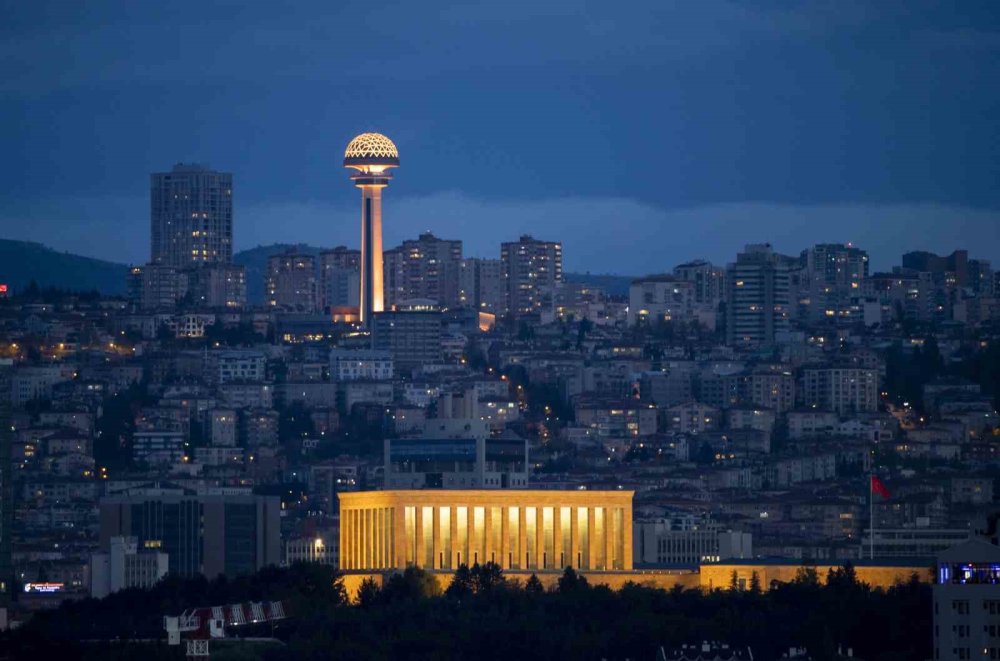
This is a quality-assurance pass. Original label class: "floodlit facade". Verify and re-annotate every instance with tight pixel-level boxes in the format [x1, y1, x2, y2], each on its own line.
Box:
[344, 132, 399, 324]
[339, 490, 633, 572]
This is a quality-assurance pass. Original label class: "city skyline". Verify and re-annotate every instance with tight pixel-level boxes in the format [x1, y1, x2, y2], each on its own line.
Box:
[2, 2, 999, 273]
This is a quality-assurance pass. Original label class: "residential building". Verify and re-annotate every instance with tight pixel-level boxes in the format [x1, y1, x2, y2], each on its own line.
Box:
[458, 258, 505, 313]
[329, 349, 394, 382]
[800, 365, 879, 415]
[187, 264, 247, 309]
[265, 250, 317, 312]
[673, 259, 727, 309]
[383, 232, 463, 309]
[726, 244, 793, 347]
[628, 276, 697, 326]
[150, 163, 233, 268]
[216, 351, 266, 384]
[800, 243, 868, 322]
[319, 246, 360, 311]
[501, 235, 562, 317]
[132, 430, 186, 466]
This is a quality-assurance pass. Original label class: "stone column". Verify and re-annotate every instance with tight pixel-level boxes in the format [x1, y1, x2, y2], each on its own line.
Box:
[604, 508, 614, 572]
[570, 507, 580, 569]
[518, 507, 527, 569]
[552, 505, 562, 569]
[587, 507, 596, 570]
[432, 507, 441, 569]
[500, 506, 509, 569]
[450, 506, 459, 568]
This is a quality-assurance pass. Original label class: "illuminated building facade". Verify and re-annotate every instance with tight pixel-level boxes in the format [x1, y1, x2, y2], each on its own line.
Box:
[151, 163, 233, 268]
[339, 490, 633, 573]
[344, 133, 399, 325]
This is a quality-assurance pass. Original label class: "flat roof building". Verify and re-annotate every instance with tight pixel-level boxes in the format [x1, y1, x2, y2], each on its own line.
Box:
[339, 489, 633, 574]
[933, 539, 1000, 661]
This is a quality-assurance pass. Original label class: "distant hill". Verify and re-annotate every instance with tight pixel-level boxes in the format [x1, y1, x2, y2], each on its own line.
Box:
[563, 272, 634, 297]
[233, 244, 637, 303]
[0, 239, 129, 295]
[0, 239, 635, 302]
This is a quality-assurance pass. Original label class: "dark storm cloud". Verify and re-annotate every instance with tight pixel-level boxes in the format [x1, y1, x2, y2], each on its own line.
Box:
[1, 1, 998, 269]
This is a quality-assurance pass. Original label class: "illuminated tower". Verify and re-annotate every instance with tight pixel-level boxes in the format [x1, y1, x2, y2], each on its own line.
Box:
[344, 133, 400, 325]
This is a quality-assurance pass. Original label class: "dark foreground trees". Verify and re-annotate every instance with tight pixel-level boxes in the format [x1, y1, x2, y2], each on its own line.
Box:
[4, 563, 931, 661]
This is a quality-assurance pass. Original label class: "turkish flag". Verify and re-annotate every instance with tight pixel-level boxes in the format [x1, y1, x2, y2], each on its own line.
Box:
[871, 475, 891, 499]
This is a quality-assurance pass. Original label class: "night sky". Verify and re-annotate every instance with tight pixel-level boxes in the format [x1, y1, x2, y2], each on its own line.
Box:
[2, 1, 998, 273]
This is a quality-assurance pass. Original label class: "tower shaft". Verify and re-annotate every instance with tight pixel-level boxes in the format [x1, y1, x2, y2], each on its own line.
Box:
[359, 184, 385, 324]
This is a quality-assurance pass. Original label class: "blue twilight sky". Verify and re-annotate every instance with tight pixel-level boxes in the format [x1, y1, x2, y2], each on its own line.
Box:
[1, 0, 998, 274]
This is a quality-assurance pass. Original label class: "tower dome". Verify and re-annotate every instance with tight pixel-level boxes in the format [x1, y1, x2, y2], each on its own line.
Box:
[344, 133, 399, 167]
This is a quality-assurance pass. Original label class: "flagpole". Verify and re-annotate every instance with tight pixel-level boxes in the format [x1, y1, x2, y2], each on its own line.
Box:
[869, 473, 874, 560]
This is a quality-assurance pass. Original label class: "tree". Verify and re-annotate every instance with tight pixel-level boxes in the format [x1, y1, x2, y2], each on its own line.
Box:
[729, 570, 739, 591]
[749, 571, 762, 594]
[793, 566, 820, 587]
[524, 573, 544, 594]
[446, 564, 473, 599]
[356, 577, 381, 607]
[557, 567, 589, 594]
[471, 561, 505, 594]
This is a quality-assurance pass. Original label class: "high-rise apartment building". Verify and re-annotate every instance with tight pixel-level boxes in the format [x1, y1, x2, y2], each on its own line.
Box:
[383, 232, 463, 310]
[319, 246, 361, 311]
[265, 250, 317, 312]
[726, 244, 793, 347]
[673, 259, 727, 309]
[188, 264, 247, 309]
[903, 250, 968, 287]
[501, 235, 562, 318]
[99, 491, 281, 579]
[150, 164, 233, 268]
[800, 243, 869, 322]
[799, 364, 879, 415]
[458, 258, 504, 314]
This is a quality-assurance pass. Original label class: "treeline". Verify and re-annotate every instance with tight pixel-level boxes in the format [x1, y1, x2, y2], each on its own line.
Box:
[4, 562, 930, 661]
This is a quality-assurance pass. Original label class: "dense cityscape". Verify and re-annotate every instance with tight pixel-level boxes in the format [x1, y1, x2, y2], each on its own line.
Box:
[0, 135, 998, 660]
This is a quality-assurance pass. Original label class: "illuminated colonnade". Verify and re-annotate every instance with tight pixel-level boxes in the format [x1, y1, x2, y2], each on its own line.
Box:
[339, 490, 633, 572]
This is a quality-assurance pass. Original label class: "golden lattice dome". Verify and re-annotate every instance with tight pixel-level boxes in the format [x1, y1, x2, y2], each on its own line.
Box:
[344, 133, 399, 165]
